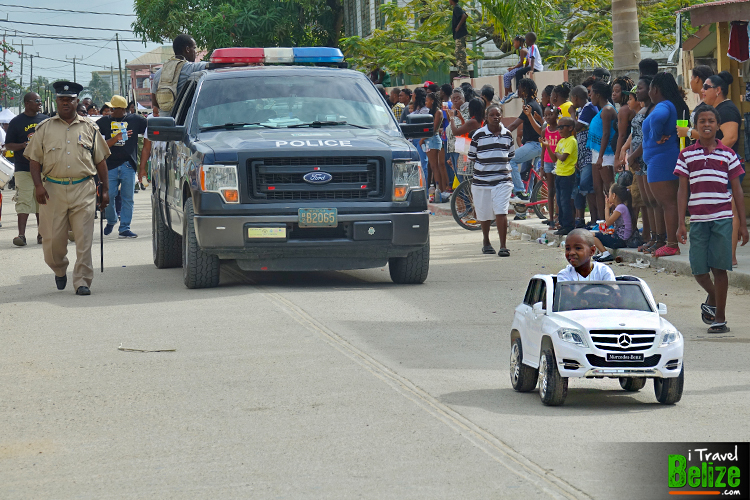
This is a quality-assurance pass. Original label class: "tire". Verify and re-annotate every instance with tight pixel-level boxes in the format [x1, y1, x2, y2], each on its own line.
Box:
[389, 238, 429, 284]
[531, 178, 550, 220]
[152, 195, 182, 269]
[619, 377, 647, 392]
[182, 198, 220, 289]
[654, 366, 684, 405]
[538, 347, 568, 406]
[451, 179, 481, 230]
[510, 338, 538, 392]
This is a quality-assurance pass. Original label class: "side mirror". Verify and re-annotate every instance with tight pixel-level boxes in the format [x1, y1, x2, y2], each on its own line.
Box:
[147, 116, 185, 142]
[400, 113, 434, 139]
[533, 302, 545, 315]
[657, 303, 668, 315]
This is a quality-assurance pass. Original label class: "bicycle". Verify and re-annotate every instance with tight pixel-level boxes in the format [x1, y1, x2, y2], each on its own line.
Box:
[451, 156, 549, 230]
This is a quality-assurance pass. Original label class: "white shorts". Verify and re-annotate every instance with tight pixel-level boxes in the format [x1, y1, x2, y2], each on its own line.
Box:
[471, 182, 512, 221]
[591, 150, 615, 167]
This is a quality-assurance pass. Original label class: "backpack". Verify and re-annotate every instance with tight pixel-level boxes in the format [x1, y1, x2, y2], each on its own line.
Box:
[155, 57, 186, 112]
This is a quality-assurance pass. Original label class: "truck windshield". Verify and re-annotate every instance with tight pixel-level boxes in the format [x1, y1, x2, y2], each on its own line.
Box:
[193, 75, 399, 132]
[553, 282, 652, 313]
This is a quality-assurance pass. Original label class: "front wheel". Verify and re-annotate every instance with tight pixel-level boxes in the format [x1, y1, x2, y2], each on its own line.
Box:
[183, 198, 220, 289]
[510, 338, 538, 392]
[530, 178, 550, 220]
[654, 367, 684, 405]
[389, 239, 430, 284]
[538, 347, 568, 406]
[152, 195, 181, 269]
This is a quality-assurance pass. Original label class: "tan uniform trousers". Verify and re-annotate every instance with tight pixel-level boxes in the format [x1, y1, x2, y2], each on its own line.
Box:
[39, 178, 96, 289]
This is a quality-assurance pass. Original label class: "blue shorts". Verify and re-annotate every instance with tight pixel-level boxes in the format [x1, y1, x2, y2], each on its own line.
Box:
[688, 219, 733, 275]
[578, 163, 593, 195]
[543, 161, 556, 174]
[425, 135, 442, 151]
[595, 232, 627, 249]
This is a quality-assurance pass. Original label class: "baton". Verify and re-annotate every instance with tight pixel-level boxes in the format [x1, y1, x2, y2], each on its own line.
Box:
[98, 182, 104, 272]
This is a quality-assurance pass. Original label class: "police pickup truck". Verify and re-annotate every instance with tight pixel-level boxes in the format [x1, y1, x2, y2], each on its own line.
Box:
[147, 47, 433, 288]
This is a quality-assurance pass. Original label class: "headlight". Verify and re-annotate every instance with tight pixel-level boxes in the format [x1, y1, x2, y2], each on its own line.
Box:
[392, 161, 424, 201]
[557, 328, 588, 348]
[200, 164, 239, 203]
[660, 329, 681, 346]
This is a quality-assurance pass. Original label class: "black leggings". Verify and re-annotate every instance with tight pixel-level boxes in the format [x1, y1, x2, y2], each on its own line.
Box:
[515, 67, 532, 88]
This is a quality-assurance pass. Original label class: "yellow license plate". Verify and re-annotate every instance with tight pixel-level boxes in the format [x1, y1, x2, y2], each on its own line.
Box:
[298, 208, 337, 228]
[247, 227, 286, 239]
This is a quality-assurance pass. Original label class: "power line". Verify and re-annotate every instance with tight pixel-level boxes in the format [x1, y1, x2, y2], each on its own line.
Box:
[5, 32, 143, 42]
[0, 19, 137, 32]
[0, 4, 136, 16]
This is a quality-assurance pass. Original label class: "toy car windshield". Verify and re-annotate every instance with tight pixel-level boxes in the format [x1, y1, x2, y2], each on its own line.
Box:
[553, 281, 653, 312]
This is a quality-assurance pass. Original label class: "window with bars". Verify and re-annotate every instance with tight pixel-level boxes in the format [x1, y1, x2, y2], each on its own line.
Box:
[344, 0, 359, 37]
[374, 0, 387, 30]
[360, 0, 372, 37]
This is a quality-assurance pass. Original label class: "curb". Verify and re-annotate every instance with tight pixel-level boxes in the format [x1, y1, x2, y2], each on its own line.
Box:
[427, 202, 517, 218]
[507, 220, 750, 291]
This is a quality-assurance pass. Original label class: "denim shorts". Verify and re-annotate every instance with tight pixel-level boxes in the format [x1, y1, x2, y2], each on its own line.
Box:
[425, 135, 443, 151]
[543, 161, 556, 174]
[578, 163, 593, 195]
[689, 219, 733, 275]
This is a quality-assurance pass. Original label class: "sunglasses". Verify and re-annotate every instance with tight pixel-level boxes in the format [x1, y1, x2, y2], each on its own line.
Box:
[26, 99, 42, 103]
[702, 84, 718, 90]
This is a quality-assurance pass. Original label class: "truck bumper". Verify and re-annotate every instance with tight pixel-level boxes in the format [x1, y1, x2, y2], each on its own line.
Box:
[552, 340, 684, 379]
[193, 211, 429, 271]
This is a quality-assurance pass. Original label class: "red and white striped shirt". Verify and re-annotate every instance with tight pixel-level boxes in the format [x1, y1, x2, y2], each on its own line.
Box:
[674, 140, 744, 222]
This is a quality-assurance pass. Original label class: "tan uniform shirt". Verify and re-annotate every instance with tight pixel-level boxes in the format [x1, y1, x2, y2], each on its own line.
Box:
[25, 114, 110, 178]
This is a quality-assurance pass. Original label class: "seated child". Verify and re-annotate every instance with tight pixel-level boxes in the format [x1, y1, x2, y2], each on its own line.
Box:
[557, 228, 616, 281]
[592, 183, 633, 262]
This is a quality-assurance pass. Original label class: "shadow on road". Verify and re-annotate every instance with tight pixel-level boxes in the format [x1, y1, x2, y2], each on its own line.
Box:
[439, 387, 679, 415]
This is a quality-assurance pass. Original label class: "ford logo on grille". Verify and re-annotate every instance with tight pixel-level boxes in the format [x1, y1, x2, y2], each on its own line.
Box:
[303, 172, 333, 184]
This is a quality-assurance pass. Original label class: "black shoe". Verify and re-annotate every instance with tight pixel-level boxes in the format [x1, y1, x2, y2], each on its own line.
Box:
[554, 227, 572, 236]
[55, 275, 67, 290]
[514, 214, 526, 221]
[596, 254, 614, 262]
[575, 219, 586, 229]
[585, 221, 597, 230]
[516, 192, 530, 201]
[76, 286, 91, 296]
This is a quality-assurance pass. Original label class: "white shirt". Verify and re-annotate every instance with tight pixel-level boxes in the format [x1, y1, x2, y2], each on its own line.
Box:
[557, 262, 615, 282]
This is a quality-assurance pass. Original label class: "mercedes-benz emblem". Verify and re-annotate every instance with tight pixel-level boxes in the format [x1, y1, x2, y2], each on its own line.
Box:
[617, 334, 632, 347]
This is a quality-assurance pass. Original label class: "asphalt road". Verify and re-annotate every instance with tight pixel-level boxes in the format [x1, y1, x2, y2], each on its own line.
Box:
[1, 192, 748, 499]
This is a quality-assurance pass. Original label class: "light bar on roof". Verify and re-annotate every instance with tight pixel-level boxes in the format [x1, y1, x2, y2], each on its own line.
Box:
[209, 47, 345, 64]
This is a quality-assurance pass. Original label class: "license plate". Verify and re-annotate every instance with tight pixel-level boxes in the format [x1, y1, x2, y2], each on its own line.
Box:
[298, 208, 337, 228]
[606, 352, 644, 362]
[247, 227, 286, 239]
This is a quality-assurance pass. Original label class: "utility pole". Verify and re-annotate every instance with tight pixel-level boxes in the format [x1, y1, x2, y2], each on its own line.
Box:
[12, 39, 32, 91]
[66, 55, 82, 82]
[2, 31, 6, 108]
[124, 59, 129, 102]
[29, 54, 33, 94]
[116, 33, 124, 96]
[110, 64, 114, 95]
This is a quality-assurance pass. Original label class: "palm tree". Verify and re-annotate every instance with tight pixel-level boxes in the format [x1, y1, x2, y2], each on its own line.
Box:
[612, 0, 641, 70]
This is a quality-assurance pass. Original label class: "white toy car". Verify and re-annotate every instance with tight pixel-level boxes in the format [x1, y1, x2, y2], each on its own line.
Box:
[509, 274, 684, 406]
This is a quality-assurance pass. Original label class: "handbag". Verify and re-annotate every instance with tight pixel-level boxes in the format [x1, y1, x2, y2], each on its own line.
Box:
[626, 230, 643, 248]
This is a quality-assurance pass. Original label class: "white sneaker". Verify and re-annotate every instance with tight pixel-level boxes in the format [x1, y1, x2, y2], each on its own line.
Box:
[510, 194, 527, 204]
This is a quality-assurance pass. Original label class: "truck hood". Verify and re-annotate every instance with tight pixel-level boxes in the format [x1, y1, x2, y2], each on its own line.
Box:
[554, 310, 663, 331]
[196, 127, 418, 163]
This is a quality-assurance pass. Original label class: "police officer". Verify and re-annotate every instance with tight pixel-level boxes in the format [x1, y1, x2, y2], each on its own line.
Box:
[25, 81, 111, 295]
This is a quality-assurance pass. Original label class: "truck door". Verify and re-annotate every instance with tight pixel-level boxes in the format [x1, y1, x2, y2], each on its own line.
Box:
[166, 81, 197, 231]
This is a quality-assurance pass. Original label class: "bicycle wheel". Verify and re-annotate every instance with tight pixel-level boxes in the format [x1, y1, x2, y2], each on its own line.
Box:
[451, 179, 481, 230]
[531, 178, 550, 220]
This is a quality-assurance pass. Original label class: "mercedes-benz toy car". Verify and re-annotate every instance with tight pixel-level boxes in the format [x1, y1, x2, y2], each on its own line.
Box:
[509, 275, 684, 406]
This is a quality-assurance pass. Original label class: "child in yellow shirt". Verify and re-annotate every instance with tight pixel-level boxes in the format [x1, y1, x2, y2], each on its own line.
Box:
[542, 117, 577, 235]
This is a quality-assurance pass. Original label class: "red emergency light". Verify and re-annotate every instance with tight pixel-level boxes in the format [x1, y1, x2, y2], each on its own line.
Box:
[210, 48, 265, 64]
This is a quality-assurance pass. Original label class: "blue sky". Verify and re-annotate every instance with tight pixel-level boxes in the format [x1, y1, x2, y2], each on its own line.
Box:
[1, 0, 161, 86]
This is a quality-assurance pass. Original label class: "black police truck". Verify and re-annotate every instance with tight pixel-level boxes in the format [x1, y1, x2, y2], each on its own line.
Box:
[147, 47, 433, 288]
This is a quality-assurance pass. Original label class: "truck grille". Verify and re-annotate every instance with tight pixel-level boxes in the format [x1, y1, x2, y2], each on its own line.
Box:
[249, 157, 386, 201]
[589, 330, 656, 352]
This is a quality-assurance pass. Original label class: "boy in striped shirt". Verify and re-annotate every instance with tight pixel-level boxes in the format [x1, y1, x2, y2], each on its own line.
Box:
[675, 104, 748, 334]
[468, 104, 515, 257]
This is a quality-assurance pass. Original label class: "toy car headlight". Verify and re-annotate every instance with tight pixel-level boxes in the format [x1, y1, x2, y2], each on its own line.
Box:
[392, 161, 424, 201]
[557, 328, 588, 348]
[660, 329, 681, 346]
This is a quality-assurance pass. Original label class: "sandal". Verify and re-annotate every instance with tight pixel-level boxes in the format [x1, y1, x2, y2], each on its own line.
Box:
[482, 245, 496, 254]
[638, 240, 655, 252]
[654, 244, 680, 258]
[497, 248, 510, 257]
[701, 296, 716, 325]
[707, 322, 730, 334]
[645, 240, 665, 255]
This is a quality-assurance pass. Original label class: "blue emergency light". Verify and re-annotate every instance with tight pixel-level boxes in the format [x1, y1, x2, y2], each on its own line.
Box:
[210, 47, 344, 64]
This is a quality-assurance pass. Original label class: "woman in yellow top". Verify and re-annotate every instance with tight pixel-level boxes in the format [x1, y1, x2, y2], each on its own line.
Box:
[551, 83, 573, 118]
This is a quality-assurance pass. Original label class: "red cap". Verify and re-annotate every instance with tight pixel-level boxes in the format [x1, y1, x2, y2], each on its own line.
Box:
[423, 81, 435, 87]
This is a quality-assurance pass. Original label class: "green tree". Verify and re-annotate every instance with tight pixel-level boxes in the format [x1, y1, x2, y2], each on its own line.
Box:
[131, 0, 344, 53]
[638, 0, 704, 51]
[340, 0, 481, 83]
[84, 73, 113, 106]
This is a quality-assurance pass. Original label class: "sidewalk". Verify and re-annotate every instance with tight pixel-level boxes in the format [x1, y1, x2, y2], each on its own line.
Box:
[428, 201, 750, 290]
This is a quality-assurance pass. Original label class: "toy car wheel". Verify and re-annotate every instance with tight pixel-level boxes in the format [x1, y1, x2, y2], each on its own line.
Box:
[654, 366, 684, 405]
[619, 377, 647, 392]
[510, 338, 538, 392]
[538, 347, 568, 406]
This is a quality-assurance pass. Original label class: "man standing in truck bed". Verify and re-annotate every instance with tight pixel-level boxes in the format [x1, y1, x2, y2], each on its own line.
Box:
[150, 34, 207, 116]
